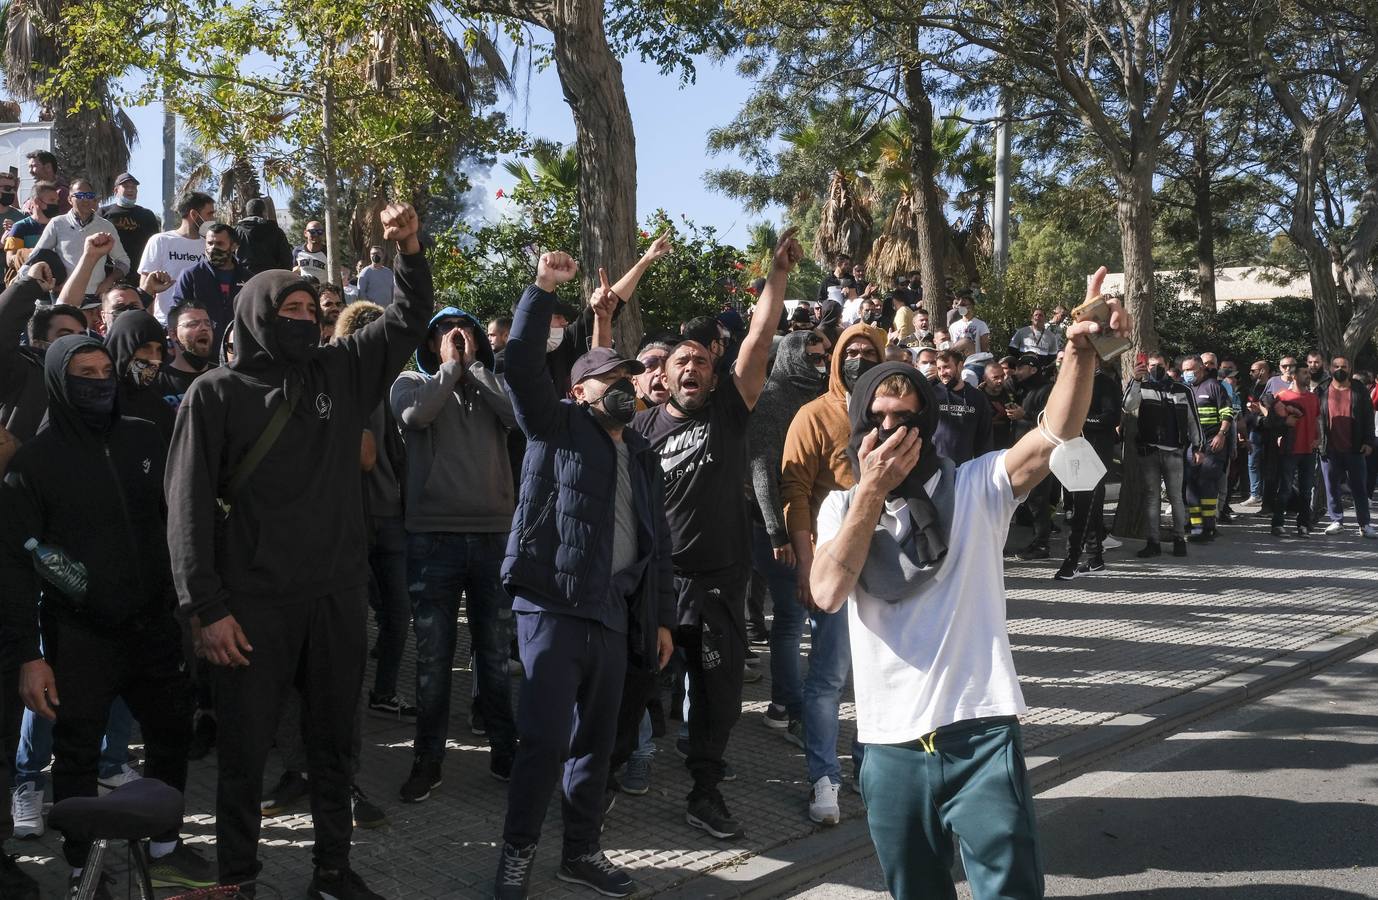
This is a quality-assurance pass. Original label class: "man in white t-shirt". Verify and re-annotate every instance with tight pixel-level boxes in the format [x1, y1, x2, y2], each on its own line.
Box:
[293, 221, 329, 280]
[949, 294, 993, 387]
[810, 268, 1127, 900]
[138, 192, 215, 323]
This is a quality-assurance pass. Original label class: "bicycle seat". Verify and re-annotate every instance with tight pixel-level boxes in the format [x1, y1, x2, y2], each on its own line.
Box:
[49, 778, 184, 843]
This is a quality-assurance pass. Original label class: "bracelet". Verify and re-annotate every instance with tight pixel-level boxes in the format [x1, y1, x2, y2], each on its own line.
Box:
[1036, 411, 1067, 447]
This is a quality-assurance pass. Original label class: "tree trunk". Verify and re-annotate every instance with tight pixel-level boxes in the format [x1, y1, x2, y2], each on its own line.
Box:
[1193, 111, 1217, 314]
[321, 48, 343, 289]
[901, 35, 947, 320]
[1116, 164, 1161, 358]
[550, 0, 641, 351]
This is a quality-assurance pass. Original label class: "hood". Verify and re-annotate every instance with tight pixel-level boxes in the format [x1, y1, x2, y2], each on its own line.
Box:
[42, 333, 117, 441]
[105, 309, 169, 380]
[771, 330, 826, 396]
[845, 361, 942, 495]
[818, 300, 843, 331]
[414, 305, 495, 376]
[828, 322, 887, 403]
[228, 269, 320, 373]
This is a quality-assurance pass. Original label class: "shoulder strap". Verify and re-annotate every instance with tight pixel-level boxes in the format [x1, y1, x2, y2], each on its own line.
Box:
[219, 387, 299, 512]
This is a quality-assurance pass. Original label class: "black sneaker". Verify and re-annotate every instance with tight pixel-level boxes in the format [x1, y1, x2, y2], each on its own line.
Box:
[746, 622, 770, 645]
[558, 850, 634, 898]
[352, 784, 387, 829]
[1296, 523, 1310, 538]
[686, 790, 743, 839]
[0, 855, 38, 900]
[367, 691, 417, 719]
[1271, 525, 1285, 536]
[260, 771, 309, 815]
[1076, 555, 1106, 575]
[398, 755, 442, 803]
[1136, 541, 1162, 558]
[1172, 538, 1188, 557]
[1053, 560, 1078, 581]
[187, 711, 216, 762]
[469, 706, 487, 736]
[67, 872, 113, 900]
[147, 841, 215, 889]
[762, 703, 789, 729]
[1188, 529, 1214, 544]
[491, 752, 514, 783]
[493, 843, 536, 900]
[1016, 543, 1049, 561]
[307, 867, 383, 900]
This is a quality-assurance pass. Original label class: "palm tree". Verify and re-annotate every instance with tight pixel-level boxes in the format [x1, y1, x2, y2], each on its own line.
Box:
[503, 140, 579, 194]
[0, 0, 136, 194]
[781, 105, 877, 266]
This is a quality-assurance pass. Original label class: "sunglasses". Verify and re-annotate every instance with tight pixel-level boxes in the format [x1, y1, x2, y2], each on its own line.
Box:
[72, 191, 97, 200]
[306, 228, 324, 235]
[805, 352, 828, 365]
[1281, 363, 1296, 369]
[638, 355, 665, 371]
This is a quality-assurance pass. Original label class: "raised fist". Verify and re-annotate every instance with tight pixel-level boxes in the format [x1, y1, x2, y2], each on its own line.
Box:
[380, 203, 420, 250]
[85, 232, 115, 257]
[537, 251, 578, 292]
[774, 227, 804, 272]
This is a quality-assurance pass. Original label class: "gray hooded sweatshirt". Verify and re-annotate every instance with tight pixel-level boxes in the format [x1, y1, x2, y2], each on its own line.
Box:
[391, 309, 517, 534]
[749, 331, 827, 545]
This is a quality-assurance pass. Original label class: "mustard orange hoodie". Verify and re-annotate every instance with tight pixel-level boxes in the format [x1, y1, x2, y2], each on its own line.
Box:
[779, 322, 888, 538]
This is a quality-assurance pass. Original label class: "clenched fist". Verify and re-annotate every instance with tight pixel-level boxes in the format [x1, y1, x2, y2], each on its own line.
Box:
[380, 203, 421, 254]
[537, 251, 578, 293]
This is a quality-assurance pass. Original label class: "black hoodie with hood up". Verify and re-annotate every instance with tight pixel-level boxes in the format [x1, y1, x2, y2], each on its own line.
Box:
[0, 334, 174, 667]
[165, 251, 434, 626]
[106, 309, 177, 445]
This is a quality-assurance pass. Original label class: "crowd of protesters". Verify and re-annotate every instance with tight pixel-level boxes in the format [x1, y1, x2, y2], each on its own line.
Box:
[0, 148, 1365, 900]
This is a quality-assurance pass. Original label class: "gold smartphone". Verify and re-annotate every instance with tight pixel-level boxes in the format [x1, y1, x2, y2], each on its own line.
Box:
[1071, 294, 1132, 361]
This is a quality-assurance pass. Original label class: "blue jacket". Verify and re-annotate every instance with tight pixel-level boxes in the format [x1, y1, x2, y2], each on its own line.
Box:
[170, 259, 251, 351]
[501, 284, 674, 672]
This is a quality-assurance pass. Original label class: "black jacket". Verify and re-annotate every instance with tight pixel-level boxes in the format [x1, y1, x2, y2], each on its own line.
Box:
[234, 216, 295, 275]
[99, 202, 161, 266]
[502, 285, 675, 673]
[106, 309, 177, 445]
[1315, 379, 1375, 454]
[1084, 370, 1124, 456]
[1012, 371, 1053, 441]
[0, 275, 58, 443]
[165, 251, 434, 626]
[0, 335, 174, 667]
[1126, 377, 1202, 451]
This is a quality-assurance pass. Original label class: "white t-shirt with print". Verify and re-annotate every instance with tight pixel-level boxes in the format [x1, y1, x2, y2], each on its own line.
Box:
[949, 315, 990, 352]
[138, 232, 205, 323]
[815, 450, 1027, 745]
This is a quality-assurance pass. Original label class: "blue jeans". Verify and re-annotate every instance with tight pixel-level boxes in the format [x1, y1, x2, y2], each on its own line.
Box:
[750, 523, 805, 718]
[630, 711, 654, 762]
[17, 697, 135, 787]
[802, 607, 863, 784]
[368, 515, 410, 699]
[407, 532, 515, 760]
[1321, 449, 1371, 526]
[1248, 430, 1265, 498]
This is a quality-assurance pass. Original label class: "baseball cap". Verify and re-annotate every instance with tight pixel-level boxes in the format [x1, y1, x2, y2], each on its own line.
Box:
[114, 173, 139, 187]
[1016, 353, 1041, 369]
[570, 347, 645, 385]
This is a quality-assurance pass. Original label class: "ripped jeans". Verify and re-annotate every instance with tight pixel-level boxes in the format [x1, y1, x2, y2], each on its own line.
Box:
[407, 532, 516, 761]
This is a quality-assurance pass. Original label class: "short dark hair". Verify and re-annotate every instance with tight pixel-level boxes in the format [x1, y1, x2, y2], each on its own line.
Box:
[26, 150, 57, 171]
[167, 299, 208, 333]
[27, 303, 85, 343]
[937, 348, 965, 367]
[490, 316, 512, 331]
[836, 252, 851, 262]
[177, 191, 214, 218]
[245, 197, 268, 217]
[319, 282, 343, 298]
[207, 222, 236, 242]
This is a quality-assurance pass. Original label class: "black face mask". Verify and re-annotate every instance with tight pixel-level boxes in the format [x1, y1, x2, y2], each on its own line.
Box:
[874, 414, 920, 445]
[593, 377, 638, 426]
[181, 348, 211, 371]
[0, 191, 15, 207]
[42, 203, 60, 218]
[272, 316, 320, 363]
[1203, 366, 1218, 380]
[842, 356, 877, 392]
[1333, 369, 1350, 383]
[1149, 365, 1167, 381]
[66, 373, 117, 430]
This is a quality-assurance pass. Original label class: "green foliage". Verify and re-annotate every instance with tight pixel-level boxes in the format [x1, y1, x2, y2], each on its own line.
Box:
[430, 166, 747, 336]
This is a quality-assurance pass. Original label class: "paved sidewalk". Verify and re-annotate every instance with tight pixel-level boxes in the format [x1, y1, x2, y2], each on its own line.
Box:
[16, 510, 1378, 898]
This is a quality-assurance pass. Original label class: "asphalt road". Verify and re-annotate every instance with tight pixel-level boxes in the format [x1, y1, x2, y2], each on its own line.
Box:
[784, 648, 1378, 899]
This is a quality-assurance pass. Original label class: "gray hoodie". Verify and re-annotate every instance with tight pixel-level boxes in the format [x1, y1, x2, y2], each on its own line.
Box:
[391, 315, 517, 534]
[749, 331, 827, 544]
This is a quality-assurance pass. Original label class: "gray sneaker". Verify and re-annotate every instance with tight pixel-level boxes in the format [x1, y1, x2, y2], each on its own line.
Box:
[784, 718, 805, 749]
[620, 756, 651, 795]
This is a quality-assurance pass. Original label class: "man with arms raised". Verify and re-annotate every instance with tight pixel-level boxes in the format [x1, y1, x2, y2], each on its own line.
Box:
[810, 269, 1127, 900]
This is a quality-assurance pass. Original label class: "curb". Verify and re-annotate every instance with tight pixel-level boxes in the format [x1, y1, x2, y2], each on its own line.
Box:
[651, 623, 1378, 900]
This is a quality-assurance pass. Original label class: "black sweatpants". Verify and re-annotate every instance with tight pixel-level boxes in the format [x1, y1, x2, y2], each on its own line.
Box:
[674, 569, 747, 797]
[212, 589, 367, 887]
[45, 610, 192, 866]
[1063, 478, 1108, 565]
[1027, 475, 1056, 547]
[503, 608, 626, 857]
[1, 664, 23, 844]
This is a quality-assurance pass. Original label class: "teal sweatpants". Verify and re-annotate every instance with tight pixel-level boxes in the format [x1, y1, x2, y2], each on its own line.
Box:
[858, 716, 1043, 900]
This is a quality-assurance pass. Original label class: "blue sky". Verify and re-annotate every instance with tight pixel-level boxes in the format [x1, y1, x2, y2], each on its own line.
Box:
[116, 52, 782, 246]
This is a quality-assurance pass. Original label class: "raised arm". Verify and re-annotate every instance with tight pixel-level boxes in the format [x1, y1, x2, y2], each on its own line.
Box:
[610, 233, 671, 303]
[1005, 267, 1130, 497]
[735, 228, 802, 409]
[503, 252, 579, 439]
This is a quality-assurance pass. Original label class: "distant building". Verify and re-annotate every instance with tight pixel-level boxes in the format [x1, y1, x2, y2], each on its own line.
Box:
[1096, 267, 1312, 305]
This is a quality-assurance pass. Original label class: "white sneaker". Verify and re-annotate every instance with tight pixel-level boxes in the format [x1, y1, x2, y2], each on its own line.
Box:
[1324, 522, 1345, 535]
[1362, 525, 1378, 539]
[808, 776, 841, 826]
[97, 763, 142, 795]
[1102, 535, 1123, 550]
[11, 781, 44, 837]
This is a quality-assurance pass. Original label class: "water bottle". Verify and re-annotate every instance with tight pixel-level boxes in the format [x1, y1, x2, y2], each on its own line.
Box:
[23, 538, 88, 602]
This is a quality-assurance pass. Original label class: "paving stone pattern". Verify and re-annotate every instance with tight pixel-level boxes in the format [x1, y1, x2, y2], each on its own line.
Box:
[18, 512, 1378, 898]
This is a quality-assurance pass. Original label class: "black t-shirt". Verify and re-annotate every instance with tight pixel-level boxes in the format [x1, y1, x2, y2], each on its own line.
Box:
[632, 374, 752, 575]
[99, 202, 162, 267]
[158, 363, 214, 416]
